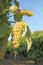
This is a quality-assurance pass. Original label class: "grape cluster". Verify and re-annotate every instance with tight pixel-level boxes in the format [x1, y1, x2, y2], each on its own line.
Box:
[21, 10, 33, 16]
[9, 6, 18, 13]
[11, 22, 27, 49]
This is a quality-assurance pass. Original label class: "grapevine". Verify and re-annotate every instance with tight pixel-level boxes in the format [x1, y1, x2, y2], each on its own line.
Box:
[0, 0, 33, 59]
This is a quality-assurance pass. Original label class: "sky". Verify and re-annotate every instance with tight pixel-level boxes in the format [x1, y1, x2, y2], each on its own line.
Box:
[9, 0, 43, 31]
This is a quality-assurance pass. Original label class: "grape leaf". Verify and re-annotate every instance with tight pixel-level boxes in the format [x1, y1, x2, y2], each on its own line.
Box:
[14, 0, 19, 7]
[0, 22, 10, 38]
[14, 12, 22, 21]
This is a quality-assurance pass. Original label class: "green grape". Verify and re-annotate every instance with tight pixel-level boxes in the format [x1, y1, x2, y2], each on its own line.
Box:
[11, 22, 27, 49]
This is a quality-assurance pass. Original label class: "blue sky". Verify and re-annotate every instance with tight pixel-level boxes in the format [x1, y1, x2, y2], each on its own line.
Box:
[9, 0, 43, 31]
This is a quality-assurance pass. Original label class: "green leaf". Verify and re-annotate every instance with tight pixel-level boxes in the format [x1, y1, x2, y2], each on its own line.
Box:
[14, 0, 19, 7]
[14, 12, 22, 21]
[0, 22, 10, 38]
[0, 0, 12, 22]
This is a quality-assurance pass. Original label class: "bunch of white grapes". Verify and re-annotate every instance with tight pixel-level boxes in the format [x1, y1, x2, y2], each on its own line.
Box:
[11, 22, 27, 49]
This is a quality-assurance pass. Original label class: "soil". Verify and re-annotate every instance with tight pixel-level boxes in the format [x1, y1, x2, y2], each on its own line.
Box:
[0, 53, 43, 65]
[0, 57, 43, 65]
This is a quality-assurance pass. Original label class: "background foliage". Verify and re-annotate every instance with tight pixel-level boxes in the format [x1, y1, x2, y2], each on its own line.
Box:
[7, 31, 43, 59]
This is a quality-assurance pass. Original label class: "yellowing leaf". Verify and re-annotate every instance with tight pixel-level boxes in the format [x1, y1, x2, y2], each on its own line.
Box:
[26, 37, 32, 52]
